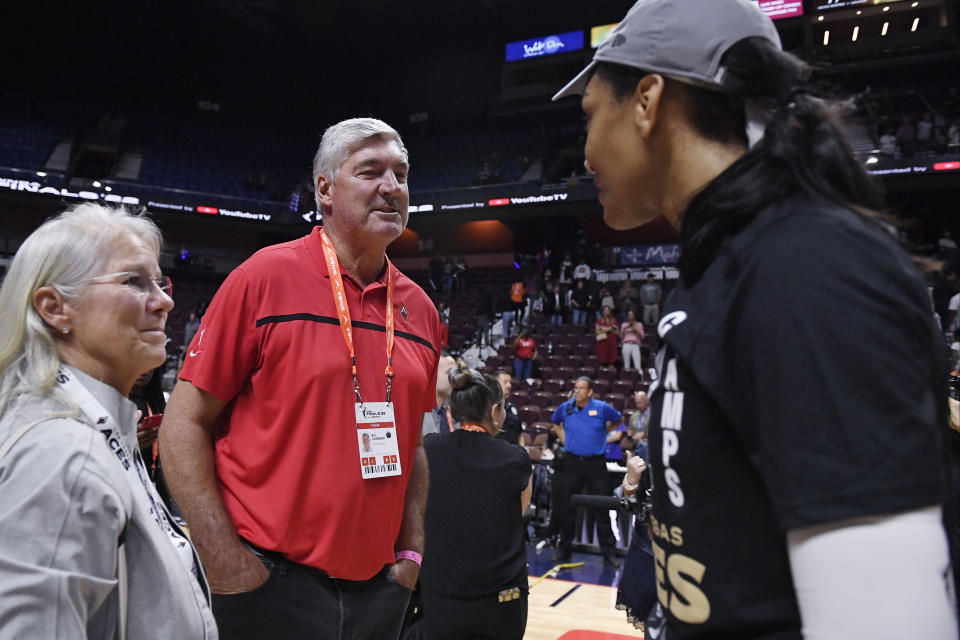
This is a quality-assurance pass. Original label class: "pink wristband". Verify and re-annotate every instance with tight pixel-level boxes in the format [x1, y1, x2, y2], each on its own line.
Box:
[396, 550, 422, 566]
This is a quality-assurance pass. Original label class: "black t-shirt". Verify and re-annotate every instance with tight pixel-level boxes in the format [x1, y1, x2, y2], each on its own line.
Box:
[422, 431, 532, 599]
[571, 287, 591, 310]
[496, 400, 523, 445]
[646, 196, 947, 638]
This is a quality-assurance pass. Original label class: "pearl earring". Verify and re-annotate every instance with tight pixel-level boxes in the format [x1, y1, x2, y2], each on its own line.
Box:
[61, 327, 69, 335]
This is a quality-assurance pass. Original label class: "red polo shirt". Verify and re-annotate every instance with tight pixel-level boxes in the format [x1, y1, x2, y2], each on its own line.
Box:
[180, 227, 441, 580]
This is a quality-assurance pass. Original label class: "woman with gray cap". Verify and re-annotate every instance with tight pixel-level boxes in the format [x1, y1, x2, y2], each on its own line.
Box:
[554, 0, 957, 637]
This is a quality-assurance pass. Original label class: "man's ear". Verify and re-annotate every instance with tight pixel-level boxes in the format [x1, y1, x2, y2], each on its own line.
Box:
[316, 174, 334, 211]
[633, 74, 666, 139]
[33, 286, 71, 334]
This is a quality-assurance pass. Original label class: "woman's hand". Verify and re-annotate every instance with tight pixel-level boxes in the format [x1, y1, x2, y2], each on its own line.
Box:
[623, 450, 646, 489]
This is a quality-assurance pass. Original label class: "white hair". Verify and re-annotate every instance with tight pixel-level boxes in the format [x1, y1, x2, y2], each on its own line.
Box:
[0, 203, 163, 416]
[311, 117, 409, 211]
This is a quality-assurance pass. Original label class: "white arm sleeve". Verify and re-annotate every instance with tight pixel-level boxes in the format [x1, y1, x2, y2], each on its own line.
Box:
[787, 505, 958, 640]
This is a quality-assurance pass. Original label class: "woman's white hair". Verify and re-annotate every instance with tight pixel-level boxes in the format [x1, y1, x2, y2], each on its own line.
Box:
[0, 203, 163, 416]
[311, 117, 409, 211]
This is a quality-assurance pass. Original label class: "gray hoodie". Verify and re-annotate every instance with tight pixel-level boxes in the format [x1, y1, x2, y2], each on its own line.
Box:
[0, 367, 218, 639]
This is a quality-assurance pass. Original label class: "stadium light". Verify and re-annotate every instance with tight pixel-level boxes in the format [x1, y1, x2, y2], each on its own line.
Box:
[911, 17, 919, 31]
[92, 180, 102, 188]
[823, 30, 830, 45]
[882, 21, 889, 35]
[36, 171, 46, 177]
[105, 186, 113, 192]
[852, 25, 859, 41]
[866, 156, 879, 164]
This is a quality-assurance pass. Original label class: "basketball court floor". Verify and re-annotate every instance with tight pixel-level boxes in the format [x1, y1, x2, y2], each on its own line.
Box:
[524, 544, 644, 640]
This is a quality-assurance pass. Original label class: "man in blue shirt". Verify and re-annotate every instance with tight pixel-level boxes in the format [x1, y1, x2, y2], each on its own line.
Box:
[551, 377, 623, 567]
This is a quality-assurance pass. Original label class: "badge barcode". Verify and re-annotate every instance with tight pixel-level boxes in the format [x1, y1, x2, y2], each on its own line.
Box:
[364, 464, 398, 474]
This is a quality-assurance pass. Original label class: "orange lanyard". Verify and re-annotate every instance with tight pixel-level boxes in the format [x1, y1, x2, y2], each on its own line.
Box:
[459, 423, 488, 434]
[319, 229, 395, 404]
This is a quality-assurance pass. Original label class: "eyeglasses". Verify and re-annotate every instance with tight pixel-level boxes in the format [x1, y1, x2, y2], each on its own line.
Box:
[88, 271, 173, 297]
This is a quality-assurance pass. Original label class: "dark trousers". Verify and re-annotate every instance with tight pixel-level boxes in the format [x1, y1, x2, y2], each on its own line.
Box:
[212, 548, 411, 640]
[422, 591, 527, 640]
[555, 453, 617, 557]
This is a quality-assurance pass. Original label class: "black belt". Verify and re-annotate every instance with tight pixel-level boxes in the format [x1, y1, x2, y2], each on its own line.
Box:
[241, 539, 388, 584]
[565, 452, 605, 460]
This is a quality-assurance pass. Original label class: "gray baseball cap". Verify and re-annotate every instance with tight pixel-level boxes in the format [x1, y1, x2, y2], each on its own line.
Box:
[552, 0, 781, 101]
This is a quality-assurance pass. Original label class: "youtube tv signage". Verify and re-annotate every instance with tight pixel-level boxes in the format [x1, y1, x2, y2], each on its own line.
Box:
[815, 0, 905, 9]
[752, 0, 804, 19]
[505, 30, 584, 62]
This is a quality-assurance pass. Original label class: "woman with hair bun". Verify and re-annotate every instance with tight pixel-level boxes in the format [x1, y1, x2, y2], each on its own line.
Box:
[420, 367, 533, 640]
[554, 0, 957, 637]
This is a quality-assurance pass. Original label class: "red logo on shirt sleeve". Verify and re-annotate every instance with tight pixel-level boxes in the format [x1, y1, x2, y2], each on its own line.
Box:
[390, 455, 398, 463]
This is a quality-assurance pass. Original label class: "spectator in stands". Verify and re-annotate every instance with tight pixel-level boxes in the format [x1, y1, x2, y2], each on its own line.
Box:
[940, 232, 958, 267]
[628, 390, 650, 443]
[639, 273, 662, 325]
[559, 253, 574, 283]
[421, 367, 532, 640]
[454, 255, 469, 293]
[554, 0, 956, 634]
[425, 352, 458, 436]
[476, 286, 494, 348]
[437, 303, 450, 350]
[595, 305, 619, 366]
[949, 118, 960, 147]
[537, 244, 551, 278]
[182, 311, 200, 360]
[879, 126, 899, 157]
[512, 329, 538, 380]
[573, 258, 592, 282]
[538, 268, 555, 304]
[500, 286, 518, 339]
[598, 287, 616, 318]
[570, 279, 592, 325]
[617, 275, 640, 321]
[896, 114, 917, 158]
[620, 309, 644, 371]
[546, 283, 566, 325]
[437, 301, 451, 325]
[550, 377, 623, 567]
[160, 118, 439, 639]
[917, 112, 934, 153]
[605, 420, 629, 463]
[495, 370, 523, 445]
[947, 282, 960, 333]
[0, 203, 216, 638]
[130, 365, 173, 507]
[443, 257, 455, 293]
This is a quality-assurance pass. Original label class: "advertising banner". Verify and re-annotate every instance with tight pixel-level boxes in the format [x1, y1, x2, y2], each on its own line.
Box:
[505, 30, 584, 62]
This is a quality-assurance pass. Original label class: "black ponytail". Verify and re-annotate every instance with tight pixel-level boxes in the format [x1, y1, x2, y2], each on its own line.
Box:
[677, 37, 886, 283]
[593, 37, 886, 285]
[448, 367, 504, 425]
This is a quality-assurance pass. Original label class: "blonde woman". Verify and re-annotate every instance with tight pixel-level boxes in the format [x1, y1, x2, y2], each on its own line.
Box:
[0, 204, 216, 638]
